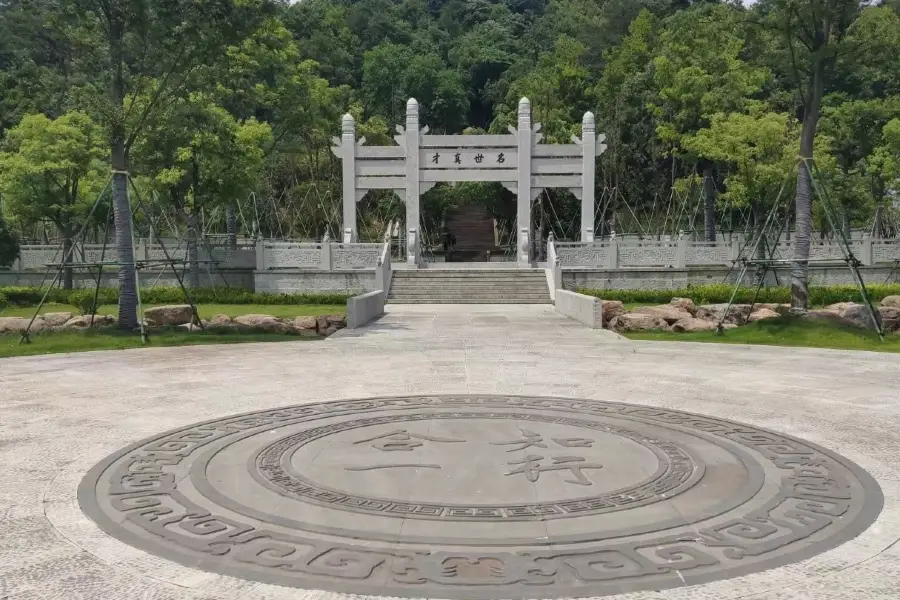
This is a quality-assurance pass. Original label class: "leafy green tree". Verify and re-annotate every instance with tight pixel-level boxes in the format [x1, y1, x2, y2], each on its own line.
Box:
[0, 112, 107, 287]
[650, 3, 768, 241]
[135, 93, 272, 286]
[0, 213, 20, 268]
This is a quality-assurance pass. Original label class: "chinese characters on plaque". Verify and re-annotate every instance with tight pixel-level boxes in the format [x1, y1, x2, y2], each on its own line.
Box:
[429, 151, 507, 167]
[345, 427, 603, 486]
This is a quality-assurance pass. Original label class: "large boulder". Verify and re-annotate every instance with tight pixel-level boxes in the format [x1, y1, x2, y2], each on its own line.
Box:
[326, 314, 347, 327]
[233, 314, 291, 333]
[42, 312, 73, 327]
[291, 316, 318, 333]
[64, 314, 116, 328]
[881, 295, 900, 309]
[669, 297, 696, 314]
[609, 313, 668, 333]
[0, 316, 45, 333]
[144, 305, 195, 327]
[823, 302, 880, 330]
[804, 309, 858, 328]
[208, 313, 235, 328]
[878, 306, 900, 332]
[695, 303, 752, 325]
[670, 317, 716, 333]
[748, 308, 780, 322]
[601, 300, 625, 324]
[631, 305, 691, 324]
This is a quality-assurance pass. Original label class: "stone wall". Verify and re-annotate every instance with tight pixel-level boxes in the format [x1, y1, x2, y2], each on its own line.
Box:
[253, 270, 377, 294]
[0, 269, 255, 289]
[564, 265, 899, 290]
[554, 290, 603, 328]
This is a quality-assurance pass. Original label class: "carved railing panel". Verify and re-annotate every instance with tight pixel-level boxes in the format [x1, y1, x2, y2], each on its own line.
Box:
[618, 242, 677, 268]
[685, 242, 731, 266]
[264, 243, 323, 269]
[555, 242, 610, 267]
[332, 244, 382, 270]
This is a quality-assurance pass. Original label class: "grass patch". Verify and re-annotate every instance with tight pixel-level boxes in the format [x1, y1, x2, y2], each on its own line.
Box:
[0, 328, 317, 359]
[0, 303, 345, 319]
[624, 315, 900, 353]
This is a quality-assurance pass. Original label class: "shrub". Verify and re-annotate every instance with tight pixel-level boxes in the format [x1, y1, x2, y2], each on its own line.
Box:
[68, 288, 118, 315]
[0, 291, 7, 312]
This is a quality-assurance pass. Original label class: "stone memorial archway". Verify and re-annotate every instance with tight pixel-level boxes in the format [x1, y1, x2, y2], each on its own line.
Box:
[332, 98, 607, 266]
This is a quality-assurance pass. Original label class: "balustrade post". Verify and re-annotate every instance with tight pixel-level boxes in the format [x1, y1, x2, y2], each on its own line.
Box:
[607, 238, 619, 269]
[860, 233, 872, 266]
[675, 236, 687, 268]
[255, 240, 265, 271]
[321, 241, 333, 271]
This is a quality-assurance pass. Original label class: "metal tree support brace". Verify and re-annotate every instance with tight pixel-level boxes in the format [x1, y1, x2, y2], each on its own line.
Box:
[330, 98, 607, 266]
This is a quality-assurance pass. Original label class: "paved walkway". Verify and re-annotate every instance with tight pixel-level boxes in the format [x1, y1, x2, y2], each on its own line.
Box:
[1, 304, 899, 599]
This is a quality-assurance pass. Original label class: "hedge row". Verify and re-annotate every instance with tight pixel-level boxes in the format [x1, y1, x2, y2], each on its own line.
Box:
[577, 283, 900, 306]
[0, 286, 353, 309]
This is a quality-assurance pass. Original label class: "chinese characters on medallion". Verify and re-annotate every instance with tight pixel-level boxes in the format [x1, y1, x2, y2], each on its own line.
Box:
[345, 427, 602, 486]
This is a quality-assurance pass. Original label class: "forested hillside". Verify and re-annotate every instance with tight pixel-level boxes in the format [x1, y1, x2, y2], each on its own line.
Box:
[2, 0, 900, 311]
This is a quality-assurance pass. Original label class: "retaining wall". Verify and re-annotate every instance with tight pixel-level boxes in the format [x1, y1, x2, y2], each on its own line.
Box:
[554, 290, 604, 328]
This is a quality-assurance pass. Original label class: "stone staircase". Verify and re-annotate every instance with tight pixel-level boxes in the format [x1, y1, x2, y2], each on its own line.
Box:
[387, 269, 551, 304]
[444, 204, 501, 261]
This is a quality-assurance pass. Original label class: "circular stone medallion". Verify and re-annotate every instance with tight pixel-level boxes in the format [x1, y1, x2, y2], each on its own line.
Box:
[79, 395, 883, 599]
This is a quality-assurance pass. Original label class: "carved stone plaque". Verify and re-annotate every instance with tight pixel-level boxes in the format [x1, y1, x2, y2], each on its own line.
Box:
[79, 395, 882, 599]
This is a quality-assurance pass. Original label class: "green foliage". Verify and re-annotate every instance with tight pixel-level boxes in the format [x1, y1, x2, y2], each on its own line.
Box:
[0, 291, 7, 312]
[0, 286, 352, 308]
[0, 215, 19, 267]
[68, 288, 119, 316]
[578, 284, 900, 306]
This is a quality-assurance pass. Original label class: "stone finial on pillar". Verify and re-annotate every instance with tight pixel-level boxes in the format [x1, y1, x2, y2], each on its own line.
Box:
[581, 111, 596, 243]
[341, 113, 357, 242]
[405, 99, 421, 265]
[517, 98, 532, 266]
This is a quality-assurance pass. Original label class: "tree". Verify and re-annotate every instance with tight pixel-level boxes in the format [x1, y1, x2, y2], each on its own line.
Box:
[83, 0, 273, 327]
[651, 3, 768, 241]
[0, 213, 19, 268]
[760, 0, 864, 310]
[0, 112, 107, 287]
[135, 92, 272, 286]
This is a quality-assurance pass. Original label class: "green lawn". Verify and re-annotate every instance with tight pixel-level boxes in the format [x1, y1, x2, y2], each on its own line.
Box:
[0, 328, 317, 358]
[0, 303, 345, 319]
[624, 315, 900, 353]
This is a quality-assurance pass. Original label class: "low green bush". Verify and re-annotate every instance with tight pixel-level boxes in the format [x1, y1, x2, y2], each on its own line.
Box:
[577, 283, 900, 306]
[0, 291, 7, 311]
[0, 285, 353, 307]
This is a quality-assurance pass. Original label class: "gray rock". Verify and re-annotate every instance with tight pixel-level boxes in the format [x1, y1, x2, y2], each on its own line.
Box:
[42, 312, 73, 327]
[0, 316, 45, 333]
[632, 305, 691, 325]
[601, 300, 625, 324]
[144, 305, 195, 327]
[695, 303, 752, 325]
[881, 295, 900, 309]
[878, 306, 900, 332]
[64, 315, 116, 328]
[670, 317, 716, 333]
[748, 308, 780, 322]
[291, 316, 318, 332]
[233, 314, 291, 333]
[669, 297, 696, 314]
[609, 313, 668, 332]
[208, 314, 235, 328]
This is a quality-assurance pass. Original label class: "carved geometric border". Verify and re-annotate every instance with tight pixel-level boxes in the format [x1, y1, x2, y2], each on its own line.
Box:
[78, 394, 884, 600]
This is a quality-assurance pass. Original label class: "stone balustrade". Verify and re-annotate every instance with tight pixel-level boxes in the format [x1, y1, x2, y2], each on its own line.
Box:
[555, 236, 900, 269]
[256, 241, 382, 271]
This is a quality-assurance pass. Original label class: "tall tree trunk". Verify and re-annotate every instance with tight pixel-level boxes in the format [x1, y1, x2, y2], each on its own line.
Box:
[187, 211, 200, 288]
[110, 15, 139, 329]
[226, 203, 237, 249]
[61, 228, 73, 290]
[703, 164, 716, 242]
[791, 60, 825, 312]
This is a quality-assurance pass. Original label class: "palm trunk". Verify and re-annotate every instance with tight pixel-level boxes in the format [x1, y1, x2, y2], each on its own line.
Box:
[790, 58, 825, 312]
[703, 164, 716, 242]
[110, 14, 139, 329]
[187, 211, 200, 288]
[226, 203, 237, 249]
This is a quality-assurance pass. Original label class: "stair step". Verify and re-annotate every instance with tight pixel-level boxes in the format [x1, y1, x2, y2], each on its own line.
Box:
[388, 299, 551, 304]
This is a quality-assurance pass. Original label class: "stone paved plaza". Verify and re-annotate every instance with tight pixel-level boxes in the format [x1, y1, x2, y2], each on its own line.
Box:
[2, 304, 900, 600]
